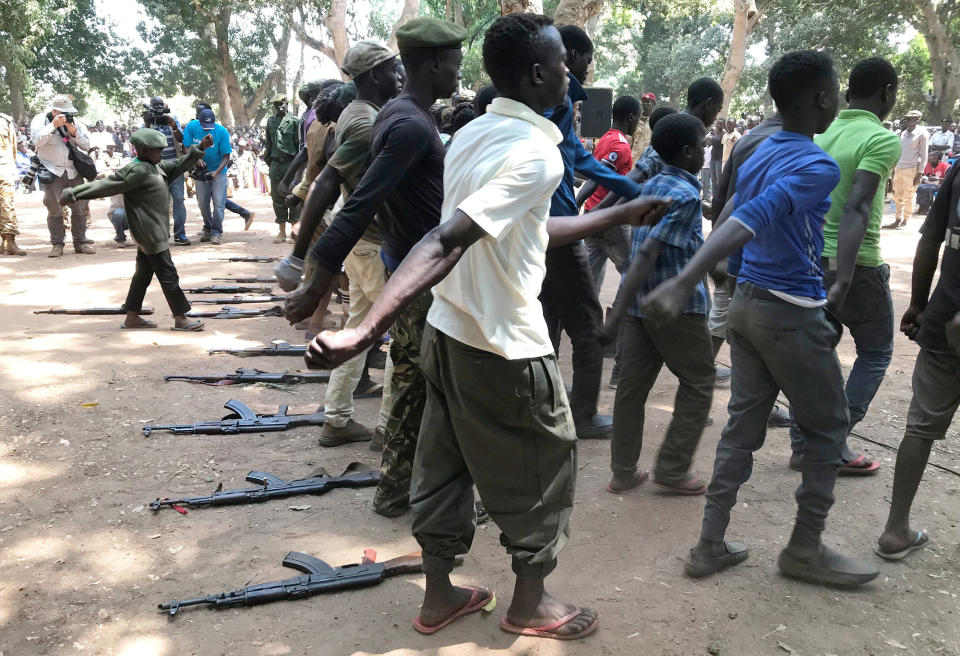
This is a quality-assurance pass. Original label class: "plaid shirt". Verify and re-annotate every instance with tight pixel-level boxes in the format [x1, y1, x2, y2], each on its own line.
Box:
[627, 165, 708, 317]
[633, 145, 665, 183]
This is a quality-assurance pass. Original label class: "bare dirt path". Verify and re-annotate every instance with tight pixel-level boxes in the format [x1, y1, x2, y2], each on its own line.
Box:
[1, 189, 958, 656]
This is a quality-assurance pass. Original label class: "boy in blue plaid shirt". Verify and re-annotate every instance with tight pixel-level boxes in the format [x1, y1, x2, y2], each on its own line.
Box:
[607, 112, 715, 495]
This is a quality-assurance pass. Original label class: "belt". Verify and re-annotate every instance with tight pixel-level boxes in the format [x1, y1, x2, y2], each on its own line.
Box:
[735, 282, 788, 304]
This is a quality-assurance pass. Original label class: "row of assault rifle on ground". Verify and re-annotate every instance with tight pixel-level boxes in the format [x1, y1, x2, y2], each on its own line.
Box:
[34, 255, 443, 616]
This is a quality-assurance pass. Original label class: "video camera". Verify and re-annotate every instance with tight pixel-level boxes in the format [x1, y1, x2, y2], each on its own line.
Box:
[144, 98, 171, 127]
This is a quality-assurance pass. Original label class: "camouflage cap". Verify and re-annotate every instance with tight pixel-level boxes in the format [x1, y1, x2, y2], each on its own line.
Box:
[298, 79, 326, 103]
[395, 17, 468, 51]
[271, 93, 288, 104]
[341, 41, 397, 79]
[129, 127, 167, 150]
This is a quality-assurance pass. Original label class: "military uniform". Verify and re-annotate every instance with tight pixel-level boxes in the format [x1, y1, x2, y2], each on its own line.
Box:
[265, 97, 301, 226]
[0, 113, 21, 249]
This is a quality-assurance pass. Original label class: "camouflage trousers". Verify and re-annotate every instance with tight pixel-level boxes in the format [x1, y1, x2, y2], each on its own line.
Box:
[0, 174, 17, 236]
[374, 289, 432, 517]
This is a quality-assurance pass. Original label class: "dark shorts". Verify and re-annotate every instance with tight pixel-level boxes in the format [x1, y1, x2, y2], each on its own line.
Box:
[905, 348, 960, 440]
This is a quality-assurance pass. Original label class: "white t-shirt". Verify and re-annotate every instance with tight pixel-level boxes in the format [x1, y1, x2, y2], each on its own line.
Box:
[427, 97, 564, 360]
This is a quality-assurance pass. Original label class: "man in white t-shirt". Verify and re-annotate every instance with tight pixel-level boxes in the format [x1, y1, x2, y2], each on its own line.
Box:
[302, 13, 668, 641]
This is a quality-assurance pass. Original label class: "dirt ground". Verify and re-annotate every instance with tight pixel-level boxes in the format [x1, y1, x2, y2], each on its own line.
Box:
[1, 186, 959, 656]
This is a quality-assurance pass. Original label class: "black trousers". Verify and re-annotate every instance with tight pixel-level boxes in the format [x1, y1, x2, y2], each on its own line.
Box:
[124, 248, 191, 316]
[539, 241, 603, 421]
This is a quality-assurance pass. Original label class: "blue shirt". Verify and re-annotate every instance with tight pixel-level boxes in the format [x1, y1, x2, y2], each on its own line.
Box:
[633, 145, 665, 183]
[731, 131, 841, 300]
[627, 165, 707, 316]
[182, 121, 232, 173]
[544, 73, 643, 216]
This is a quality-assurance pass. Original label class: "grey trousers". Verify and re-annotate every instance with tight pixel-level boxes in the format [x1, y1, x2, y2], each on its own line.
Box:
[42, 171, 89, 246]
[611, 314, 715, 484]
[701, 285, 848, 543]
[411, 324, 577, 579]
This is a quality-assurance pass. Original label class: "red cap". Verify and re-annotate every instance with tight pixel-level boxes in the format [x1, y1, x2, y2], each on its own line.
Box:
[641, 92, 657, 101]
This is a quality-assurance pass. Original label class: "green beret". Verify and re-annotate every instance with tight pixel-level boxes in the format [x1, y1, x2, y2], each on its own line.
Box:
[130, 128, 167, 150]
[338, 81, 358, 105]
[396, 17, 468, 51]
[298, 80, 325, 103]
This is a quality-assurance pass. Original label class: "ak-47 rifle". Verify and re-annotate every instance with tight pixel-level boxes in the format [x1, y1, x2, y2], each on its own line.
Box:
[149, 462, 378, 512]
[207, 341, 307, 357]
[142, 399, 324, 436]
[211, 276, 278, 283]
[159, 549, 464, 616]
[34, 306, 154, 315]
[213, 256, 277, 263]
[164, 368, 329, 385]
[186, 306, 283, 319]
[183, 286, 274, 294]
[190, 296, 286, 305]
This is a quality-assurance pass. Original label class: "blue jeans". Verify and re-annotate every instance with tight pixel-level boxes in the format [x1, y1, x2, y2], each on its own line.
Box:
[225, 198, 250, 219]
[169, 175, 186, 239]
[109, 208, 128, 241]
[789, 262, 894, 460]
[195, 172, 227, 237]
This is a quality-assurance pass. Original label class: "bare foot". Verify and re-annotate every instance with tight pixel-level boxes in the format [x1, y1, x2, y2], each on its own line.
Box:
[506, 576, 598, 638]
[606, 470, 649, 493]
[419, 577, 490, 628]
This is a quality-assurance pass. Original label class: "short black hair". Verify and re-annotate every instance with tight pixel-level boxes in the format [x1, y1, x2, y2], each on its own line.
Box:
[483, 13, 555, 94]
[475, 85, 499, 115]
[612, 95, 640, 121]
[848, 57, 898, 99]
[450, 102, 477, 134]
[648, 106, 677, 131]
[768, 50, 836, 110]
[686, 77, 723, 109]
[652, 112, 705, 162]
[558, 24, 593, 56]
[313, 81, 344, 123]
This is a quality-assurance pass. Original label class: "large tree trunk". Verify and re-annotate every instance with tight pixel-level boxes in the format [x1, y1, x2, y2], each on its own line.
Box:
[211, 9, 241, 127]
[324, 0, 349, 76]
[553, 0, 604, 26]
[388, 0, 420, 52]
[719, 0, 761, 117]
[5, 63, 28, 123]
[911, 0, 960, 121]
[500, 0, 543, 14]
[291, 41, 305, 115]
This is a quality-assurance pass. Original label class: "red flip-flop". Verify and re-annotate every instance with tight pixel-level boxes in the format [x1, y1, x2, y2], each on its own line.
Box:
[499, 607, 599, 640]
[839, 453, 880, 476]
[412, 586, 492, 635]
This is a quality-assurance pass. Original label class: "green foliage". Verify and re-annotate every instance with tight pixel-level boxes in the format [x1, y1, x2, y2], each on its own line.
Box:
[892, 35, 933, 119]
[594, 7, 729, 105]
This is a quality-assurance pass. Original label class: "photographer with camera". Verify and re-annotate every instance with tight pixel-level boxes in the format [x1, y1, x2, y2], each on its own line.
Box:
[30, 94, 94, 257]
[141, 96, 189, 245]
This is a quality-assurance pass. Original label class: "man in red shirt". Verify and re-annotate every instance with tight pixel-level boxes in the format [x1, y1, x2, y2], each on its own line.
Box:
[579, 95, 641, 291]
[917, 151, 952, 213]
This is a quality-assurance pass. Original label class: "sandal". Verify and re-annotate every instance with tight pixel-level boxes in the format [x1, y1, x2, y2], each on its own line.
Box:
[499, 607, 599, 641]
[171, 320, 205, 332]
[121, 320, 158, 330]
[605, 470, 649, 494]
[654, 476, 708, 496]
[412, 586, 493, 635]
[839, 453, 880, 476]
[876, 530, 929, 561]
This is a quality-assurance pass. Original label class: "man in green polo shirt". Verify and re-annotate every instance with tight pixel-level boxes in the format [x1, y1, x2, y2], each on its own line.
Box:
[788, 57, 901, 476]
[265, 94, 301, 243]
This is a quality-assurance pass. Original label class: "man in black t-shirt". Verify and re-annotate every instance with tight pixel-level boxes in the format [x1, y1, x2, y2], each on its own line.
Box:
[284, 17, 468, 518]
[877, 161, 960, 561]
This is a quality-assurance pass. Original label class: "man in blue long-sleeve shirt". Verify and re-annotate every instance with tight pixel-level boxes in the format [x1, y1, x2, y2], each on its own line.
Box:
[541, 25, 643, 438]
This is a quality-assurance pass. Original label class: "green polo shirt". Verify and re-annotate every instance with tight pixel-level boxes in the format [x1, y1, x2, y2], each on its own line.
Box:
[814, 109, 902, 268]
